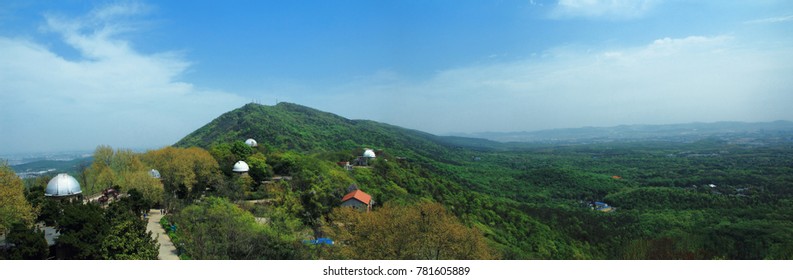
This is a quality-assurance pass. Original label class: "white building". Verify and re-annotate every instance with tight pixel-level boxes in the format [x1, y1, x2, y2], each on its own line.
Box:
[233, 161, 250, 173]
[45, 173, 82, 198]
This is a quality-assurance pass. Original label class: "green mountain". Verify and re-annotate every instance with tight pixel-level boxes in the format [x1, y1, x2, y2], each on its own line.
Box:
[176, 102, 498, 158]
[175, 102, 578, 258]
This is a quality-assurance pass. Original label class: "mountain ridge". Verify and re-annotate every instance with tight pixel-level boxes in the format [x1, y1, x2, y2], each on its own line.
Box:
[175, 102, 500, 156]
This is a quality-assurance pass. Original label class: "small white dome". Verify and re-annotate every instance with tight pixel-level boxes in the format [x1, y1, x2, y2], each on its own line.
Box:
[245, 138, 258, 147]
[45, 173, 82, 197]
[233, 161, 250, 173]
[149, 169, 161, 179]
[363, 149, 376, 158]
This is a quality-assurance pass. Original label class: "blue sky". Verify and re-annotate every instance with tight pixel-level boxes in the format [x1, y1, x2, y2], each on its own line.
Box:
[1, 0, 792, 154]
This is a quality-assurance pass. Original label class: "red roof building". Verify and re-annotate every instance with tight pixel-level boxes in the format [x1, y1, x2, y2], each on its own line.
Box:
[341, 189, 373, 212]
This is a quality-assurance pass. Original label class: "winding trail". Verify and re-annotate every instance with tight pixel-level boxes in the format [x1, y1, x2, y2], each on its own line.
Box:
[146, 209, 180, 260]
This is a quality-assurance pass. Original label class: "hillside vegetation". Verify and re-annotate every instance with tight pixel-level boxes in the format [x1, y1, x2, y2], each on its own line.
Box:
[9, 102, 792, 259]
[171, 103, 793, 259]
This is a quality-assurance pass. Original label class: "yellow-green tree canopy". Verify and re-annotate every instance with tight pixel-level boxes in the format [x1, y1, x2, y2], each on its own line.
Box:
[323, 202, 495, 260]
[0, 163, 36, 234]
[84, 146, 164, 204]
[141, 146, 222, 196]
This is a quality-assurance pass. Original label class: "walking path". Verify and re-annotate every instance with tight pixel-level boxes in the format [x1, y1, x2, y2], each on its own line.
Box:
[146, 209, 180, 260]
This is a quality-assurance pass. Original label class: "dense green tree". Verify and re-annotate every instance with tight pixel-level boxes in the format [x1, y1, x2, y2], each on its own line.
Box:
[100, 197, 158, 260]
[172, 197, 299, 259]
[246, 152, 272, 185]
[56, 202, 108, 259]
[3, 223, 49, 260]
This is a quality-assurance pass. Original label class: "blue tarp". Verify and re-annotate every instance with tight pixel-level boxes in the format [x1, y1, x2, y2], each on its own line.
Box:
[304, 238, 334, 245]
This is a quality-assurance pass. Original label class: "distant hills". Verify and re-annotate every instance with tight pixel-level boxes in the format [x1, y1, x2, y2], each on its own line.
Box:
[10, 104, 792, 180]
[177, 103, 793, 154]
[452, 121, 793, 145]
[10, 156, 93, 179]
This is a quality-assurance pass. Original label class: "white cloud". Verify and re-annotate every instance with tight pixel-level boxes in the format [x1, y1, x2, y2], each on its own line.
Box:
[744, 15, 793, 24]
[0, 3, 246, 154]
[551, 0, 661, 19]
[307, 35, 793, 134]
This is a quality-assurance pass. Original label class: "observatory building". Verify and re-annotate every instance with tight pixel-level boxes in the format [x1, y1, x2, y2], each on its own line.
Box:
[363, 149, 376, 158]
[233, 161, 250, 173]
[245, 138, 258, 147]
[149, 169, 161, 179]
[45, 173, 82, 199]
[354, 148, 377, 166]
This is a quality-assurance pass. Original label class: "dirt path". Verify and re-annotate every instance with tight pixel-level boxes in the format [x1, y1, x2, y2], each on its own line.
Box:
[146, 209, 180, 260]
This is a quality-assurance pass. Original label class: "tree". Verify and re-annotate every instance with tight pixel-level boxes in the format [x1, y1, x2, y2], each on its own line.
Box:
[172, 197, 299, 259]
[56, 202, 108, 259]
[3, 222, 49, 260]
[141, 146, 222, 199]
[122, 171, 164, 207]
[0, 163, 36, 235]
[323, 202, 494, 260]
[86, 145, 117, 195]
[246, 152, 272, 185]
[101, 218, 159, 260]
[100, 198, 159, 260]
[230, 141, 254, 161]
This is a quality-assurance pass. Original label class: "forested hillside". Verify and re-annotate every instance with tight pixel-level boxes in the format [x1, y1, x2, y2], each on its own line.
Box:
[8, 102, 791, 260]
[170, 103, 793, 259]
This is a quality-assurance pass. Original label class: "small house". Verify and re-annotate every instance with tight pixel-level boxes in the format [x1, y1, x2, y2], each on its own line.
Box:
[341, 189, 373, 212]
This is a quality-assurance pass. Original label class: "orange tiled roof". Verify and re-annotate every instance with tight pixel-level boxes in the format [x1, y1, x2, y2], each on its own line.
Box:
[342, 189, 371, 205]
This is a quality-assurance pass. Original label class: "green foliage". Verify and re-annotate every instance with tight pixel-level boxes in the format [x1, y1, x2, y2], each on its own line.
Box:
[1, 163, 36, 235]
[141, 146, 223, 205]
[323, 202, 495, 260]
[246, 152, 272, 183]
[171, 197, 300, 259]
[168, 102, 793, 260]
[56, 202, 108, 259]
[3, 223, 49, 260]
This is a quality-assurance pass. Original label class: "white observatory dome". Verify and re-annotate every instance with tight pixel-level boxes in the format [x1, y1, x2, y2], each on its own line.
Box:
[245, 138, 258, 147]
[363, 149, 376, 158]
[45, 173, 82, 197]
[149, 169, 161, 179]
[233, 161, 250, 173]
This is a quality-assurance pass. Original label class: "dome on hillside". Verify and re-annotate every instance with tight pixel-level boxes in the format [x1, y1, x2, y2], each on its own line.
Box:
[245, 138, 258, 147]
[233, 161, 250, 173]
[363, 149, 376, 158]
[149, 169, 161, 179]
[45, 173, 82, 197]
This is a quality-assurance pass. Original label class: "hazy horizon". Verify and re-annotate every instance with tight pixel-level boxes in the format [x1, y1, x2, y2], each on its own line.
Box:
[2, 1, 792, 154]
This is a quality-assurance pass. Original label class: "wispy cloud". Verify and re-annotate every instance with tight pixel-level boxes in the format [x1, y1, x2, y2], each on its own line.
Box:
[303, 35, 793, 134]
[0, 2, 246, 153]
[550, 0, 661, 20]
[744, 15, 793, 24]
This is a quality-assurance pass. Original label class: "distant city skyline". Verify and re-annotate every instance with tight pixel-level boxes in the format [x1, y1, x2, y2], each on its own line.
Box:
[1, 0, 792, 154]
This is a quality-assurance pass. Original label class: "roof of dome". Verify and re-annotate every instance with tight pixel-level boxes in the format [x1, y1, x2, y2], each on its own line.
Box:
[245, 138, 258, 147]
[233, 161, 250, 172]
[363, 149, 376, 158]
[45, 173, 82, 197]
[149, 169, 161, 179]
